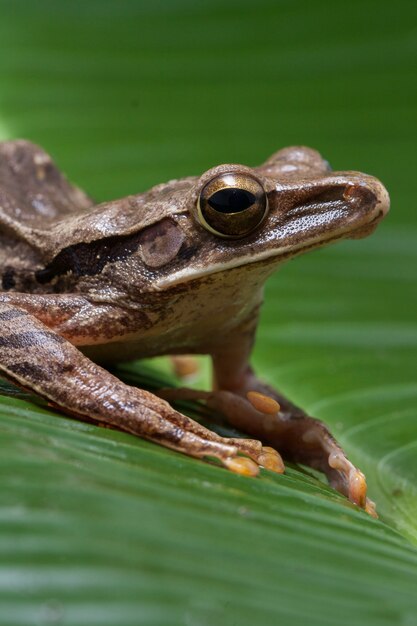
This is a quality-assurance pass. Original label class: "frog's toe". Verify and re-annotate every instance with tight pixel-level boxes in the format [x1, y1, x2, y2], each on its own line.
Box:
[228, 438, 285, 474]
[347, 468, 368, 508]
[365, 498, 378, 518]
[223, 455, 260, 477]
[327, 451, 376, 515]
[347, 470, 378, 516]
[221, 445, 284, 477]
[258, 446, 285, 474]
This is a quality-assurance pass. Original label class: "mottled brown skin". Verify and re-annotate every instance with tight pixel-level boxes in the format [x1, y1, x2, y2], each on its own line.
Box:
[0, 140, 389, 513]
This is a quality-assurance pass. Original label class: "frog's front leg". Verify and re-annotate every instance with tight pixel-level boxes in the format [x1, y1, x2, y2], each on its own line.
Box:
[207, 320, 375, 513]
[160, 314, 374, 512]
[0, 297, 282, 476]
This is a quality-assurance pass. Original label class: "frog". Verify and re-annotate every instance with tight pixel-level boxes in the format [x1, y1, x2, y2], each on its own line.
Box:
[0, 140, 389, 515]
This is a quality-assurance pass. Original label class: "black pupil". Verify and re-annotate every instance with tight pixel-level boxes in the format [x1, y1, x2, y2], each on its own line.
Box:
[208, 188, 256, 214]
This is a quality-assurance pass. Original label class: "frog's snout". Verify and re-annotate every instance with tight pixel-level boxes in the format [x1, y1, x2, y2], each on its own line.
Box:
[371, 176, 390, 219]
[344, 175, 390, 220]
[344, 175, 390, 239]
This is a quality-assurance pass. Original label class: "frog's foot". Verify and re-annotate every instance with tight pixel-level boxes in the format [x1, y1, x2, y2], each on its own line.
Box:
[327, 452, 377, 517]
[224, 394, 376, 514]
[221, 390, 376, 515]
[159, 386, 375, 516]
[158, 409, 285, 477]
[158, 387, 284, 475]
[227, 440, 285, 474]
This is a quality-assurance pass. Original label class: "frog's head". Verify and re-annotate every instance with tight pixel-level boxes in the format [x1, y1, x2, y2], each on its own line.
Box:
[157, 146, 389, 288]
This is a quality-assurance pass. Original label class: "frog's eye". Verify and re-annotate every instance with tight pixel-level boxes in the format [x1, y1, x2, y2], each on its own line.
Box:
[197, 172, 268, 238]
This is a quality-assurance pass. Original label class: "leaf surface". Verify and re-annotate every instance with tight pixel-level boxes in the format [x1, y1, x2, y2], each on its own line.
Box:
[0, 1, 416, 624]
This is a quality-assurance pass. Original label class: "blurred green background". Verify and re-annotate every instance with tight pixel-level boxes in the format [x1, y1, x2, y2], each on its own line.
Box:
[1, 1, 417, 625]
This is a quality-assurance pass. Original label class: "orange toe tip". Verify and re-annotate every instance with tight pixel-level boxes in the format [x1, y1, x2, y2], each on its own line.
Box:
[246, 391, 281, 415]
[259, 447, 285, 474]
[348, 470, 368, 508]
[365, 498, 378, 518]
[223, 456, 260, 477]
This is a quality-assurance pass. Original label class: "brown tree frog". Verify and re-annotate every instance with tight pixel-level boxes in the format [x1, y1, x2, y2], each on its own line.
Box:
[0, 141, 389, 515]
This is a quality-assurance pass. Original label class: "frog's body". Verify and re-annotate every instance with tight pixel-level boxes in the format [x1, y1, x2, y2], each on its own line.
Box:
[0, 140, 389, 513]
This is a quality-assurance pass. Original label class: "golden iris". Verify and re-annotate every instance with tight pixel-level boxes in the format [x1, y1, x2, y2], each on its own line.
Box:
[197, 172, 268, 238]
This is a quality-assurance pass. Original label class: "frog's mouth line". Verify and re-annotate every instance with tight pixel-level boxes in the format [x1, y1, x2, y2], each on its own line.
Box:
[157, 201, 388, 290]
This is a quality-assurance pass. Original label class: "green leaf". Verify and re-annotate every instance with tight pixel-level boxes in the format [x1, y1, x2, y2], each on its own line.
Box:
[1, 1, 417, 625]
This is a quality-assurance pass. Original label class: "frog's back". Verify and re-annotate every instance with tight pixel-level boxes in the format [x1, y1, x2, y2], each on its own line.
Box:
[0, 139, 194, 254]
[0, 140, 93, 229]
[0, 141, 95, 289]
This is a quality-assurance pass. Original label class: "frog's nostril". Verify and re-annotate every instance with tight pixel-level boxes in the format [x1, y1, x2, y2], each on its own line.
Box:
[343, 178, 390, 219]
[343, 184, 377, 209]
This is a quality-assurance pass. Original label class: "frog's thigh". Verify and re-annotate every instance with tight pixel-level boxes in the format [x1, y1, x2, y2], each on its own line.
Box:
[0, 294, 283, 473]
[0, 301, 268, 477]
